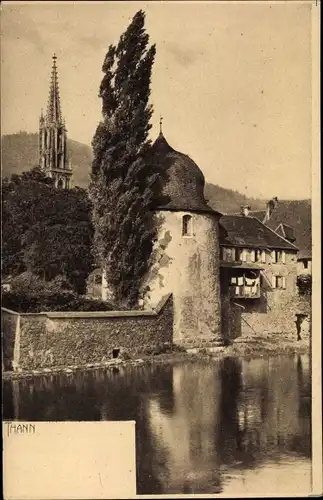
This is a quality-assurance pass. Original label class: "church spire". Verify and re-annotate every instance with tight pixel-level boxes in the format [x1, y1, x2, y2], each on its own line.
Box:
[39, 53, 72, 189]
[46, 53, 62, 123]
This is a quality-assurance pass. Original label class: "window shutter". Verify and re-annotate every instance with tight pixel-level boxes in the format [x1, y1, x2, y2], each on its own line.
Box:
[261, 250, 266, 263]
[282, 251, 286, 264]
[271, 250, 276, 262]
[271, 275, 276, 288]
[282, 277, 286, 289]
[250, 250, 256, 262]
[242, 249, 247, 262]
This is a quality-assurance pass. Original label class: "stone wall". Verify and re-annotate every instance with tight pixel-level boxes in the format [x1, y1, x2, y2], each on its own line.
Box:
[2, 307, 20, 370]
[2, 295, 173, 371]
[142, 210, 222, 345]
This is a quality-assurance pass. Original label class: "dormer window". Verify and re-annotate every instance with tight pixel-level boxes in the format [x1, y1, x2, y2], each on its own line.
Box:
[182, 214, 192, 236]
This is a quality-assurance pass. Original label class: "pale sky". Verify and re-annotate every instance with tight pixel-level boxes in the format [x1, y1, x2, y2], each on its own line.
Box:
[1, 1, 313, 199]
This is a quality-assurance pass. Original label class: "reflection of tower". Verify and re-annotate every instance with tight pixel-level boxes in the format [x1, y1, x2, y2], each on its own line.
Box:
[39, 54, 73, 189]
[147, 363, 223, 493]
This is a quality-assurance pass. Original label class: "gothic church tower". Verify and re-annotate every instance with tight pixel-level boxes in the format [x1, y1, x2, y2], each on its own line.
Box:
[39, 54, 73, 188]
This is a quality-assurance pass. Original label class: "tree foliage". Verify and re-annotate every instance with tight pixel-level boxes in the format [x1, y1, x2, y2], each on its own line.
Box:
[2, 272, 115, 313]
[90, 10, 162, 308]
[296, 273, 312, 295]
[2, 167, 93, 293]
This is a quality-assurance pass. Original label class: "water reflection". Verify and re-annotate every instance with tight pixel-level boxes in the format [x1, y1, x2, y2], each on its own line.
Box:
[3, 354, 311, 494]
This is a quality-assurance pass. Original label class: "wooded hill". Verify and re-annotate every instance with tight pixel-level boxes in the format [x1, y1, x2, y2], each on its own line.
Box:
[1, 132, 308, 214]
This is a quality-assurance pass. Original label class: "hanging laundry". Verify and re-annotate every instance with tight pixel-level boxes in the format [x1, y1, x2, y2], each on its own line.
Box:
[245, 277, 255, 286]
[235, 286, 240, 295]
[231, 277, 237, 285]
[238, 277, 244, 286]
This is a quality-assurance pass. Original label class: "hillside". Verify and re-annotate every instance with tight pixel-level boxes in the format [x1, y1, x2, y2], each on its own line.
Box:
[263, 199, 312, 258]
[1, 132, 304, 215]
[1, 132, 92, 189]
[204, 183, 265, 214]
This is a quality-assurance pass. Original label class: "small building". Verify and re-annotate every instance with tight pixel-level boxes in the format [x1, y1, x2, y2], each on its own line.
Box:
[219, 206, 300, 338]
[251, 198, 312, 276]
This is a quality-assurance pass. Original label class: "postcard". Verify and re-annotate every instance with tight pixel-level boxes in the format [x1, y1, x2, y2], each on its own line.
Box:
[1, 1, 321, 498]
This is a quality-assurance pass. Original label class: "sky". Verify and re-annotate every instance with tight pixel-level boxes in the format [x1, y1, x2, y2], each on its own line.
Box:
[1, 1, 314, 199]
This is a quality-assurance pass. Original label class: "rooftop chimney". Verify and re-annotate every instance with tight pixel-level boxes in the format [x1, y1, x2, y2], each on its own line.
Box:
[264, 197, 278, 222]
[240, 205, 251, 217]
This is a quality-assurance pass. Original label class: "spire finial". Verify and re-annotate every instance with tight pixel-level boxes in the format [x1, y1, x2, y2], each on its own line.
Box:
[46, 53, 62, 123]
[159, 115, 163, 134]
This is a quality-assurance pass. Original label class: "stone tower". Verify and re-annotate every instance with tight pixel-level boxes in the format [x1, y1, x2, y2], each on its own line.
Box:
[39, 54, 72, 188]
[142, 131, 222, 347]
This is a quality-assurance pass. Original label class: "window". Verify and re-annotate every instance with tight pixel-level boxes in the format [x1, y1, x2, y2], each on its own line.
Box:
[57, 178, 64, 189]
[223, 247, 234, 261]
[94, 274, 102, 285]
[250, 250, 256, 263]
[255, 250, 266, 263]
[234, 248, 246, 262]
[304, 260, 308, 269]
[272, 276, 286, 289]
[271, 250, 286, 263]
[182, 214, 192, 236]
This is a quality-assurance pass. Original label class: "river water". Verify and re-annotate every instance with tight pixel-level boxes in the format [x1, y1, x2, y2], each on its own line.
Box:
[3, 354, 311, 495]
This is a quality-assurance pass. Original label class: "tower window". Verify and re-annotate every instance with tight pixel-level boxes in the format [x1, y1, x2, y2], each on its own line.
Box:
[182, 215, 192, 236]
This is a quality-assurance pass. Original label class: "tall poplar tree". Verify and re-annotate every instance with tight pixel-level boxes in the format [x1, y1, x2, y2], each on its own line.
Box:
[90, 10, 159, 308]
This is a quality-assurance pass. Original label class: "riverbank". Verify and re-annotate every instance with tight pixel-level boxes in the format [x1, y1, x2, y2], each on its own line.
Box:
[2, 334, 310, 380]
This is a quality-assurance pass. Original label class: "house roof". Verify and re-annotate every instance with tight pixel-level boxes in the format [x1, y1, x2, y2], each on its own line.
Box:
[151, 133, 219, 215]
[264, 200, 311, 259]
[274, 223, 296, 243]
[233, 210, 266, 221]
[219, 214, 299, 251]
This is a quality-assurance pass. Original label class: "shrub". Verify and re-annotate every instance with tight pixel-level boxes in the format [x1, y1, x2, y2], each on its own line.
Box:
[297, 274, 312, 295]
[2, 272, 115, 313]
[2, 289, 76, 313]
[64, 297, 115, 312]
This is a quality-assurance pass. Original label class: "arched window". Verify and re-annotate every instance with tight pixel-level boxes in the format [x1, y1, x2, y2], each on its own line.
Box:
[57, 178, 64, 189]
[182, 214, 192, 236]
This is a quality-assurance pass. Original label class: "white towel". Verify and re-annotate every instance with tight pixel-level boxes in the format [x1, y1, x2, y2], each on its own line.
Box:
[231, 277, 237, 284]
[238, 277, 244, 286]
